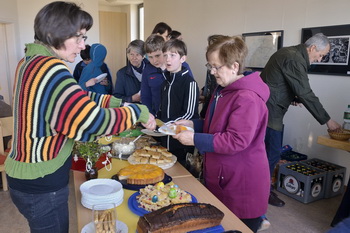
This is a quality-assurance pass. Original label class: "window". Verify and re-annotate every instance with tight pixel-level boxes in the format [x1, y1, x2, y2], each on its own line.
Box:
[138, 3, 144, 40]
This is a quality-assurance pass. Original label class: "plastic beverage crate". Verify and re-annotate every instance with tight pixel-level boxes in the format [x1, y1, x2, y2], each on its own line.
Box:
[301, 158, 346, 198]
[277, 162, 327, 203]
[280, 150, 308, 162]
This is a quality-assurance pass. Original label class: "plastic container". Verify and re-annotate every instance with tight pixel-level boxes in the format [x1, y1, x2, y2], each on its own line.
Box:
[301, 158, 346, 198]
[343, 104, 350, 130]
[280, 150, 308, 162]
[277, 162, 327, 203]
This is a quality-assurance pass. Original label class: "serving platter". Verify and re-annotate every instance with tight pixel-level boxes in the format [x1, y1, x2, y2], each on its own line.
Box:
[111, 174, 172, 191]
[127, 154, 177, 170]
[127, 191, 197, 216]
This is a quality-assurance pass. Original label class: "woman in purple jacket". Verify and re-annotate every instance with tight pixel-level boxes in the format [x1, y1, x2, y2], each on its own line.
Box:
[173, 36, 270, 232]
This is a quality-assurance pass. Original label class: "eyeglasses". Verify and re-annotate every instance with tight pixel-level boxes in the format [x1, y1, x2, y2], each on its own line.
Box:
[74, 33, 88, 44]
[205, 63, 225, 73]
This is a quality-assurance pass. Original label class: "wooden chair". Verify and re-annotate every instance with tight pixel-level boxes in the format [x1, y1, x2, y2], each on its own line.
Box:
[0, 116, 13, 191]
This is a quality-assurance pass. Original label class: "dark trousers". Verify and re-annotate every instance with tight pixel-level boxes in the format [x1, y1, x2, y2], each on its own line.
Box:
[265, 127, 283, 190]
[241, 216, 263, 233]
[331, 178, 350, 226]
[10, 185, 69, 233]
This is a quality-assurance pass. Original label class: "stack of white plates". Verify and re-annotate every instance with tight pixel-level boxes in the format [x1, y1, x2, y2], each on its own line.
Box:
[80, 178, 124, 210]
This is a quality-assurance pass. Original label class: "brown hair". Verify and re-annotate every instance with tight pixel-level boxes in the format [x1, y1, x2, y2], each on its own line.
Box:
[144, 34, 165, 53]
[206, 36, 247, 74]
[162, 39, 187, 57]
[34, 1, 93, 49]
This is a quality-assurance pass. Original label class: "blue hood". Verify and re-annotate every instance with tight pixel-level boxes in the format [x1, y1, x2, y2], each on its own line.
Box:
[90, 43, 107, 67]
[79, 43, 111, 94]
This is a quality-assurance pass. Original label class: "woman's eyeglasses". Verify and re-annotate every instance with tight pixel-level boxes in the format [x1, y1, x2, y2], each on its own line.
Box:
[205, 63, 225, 73]
[75, 33, 88, 44]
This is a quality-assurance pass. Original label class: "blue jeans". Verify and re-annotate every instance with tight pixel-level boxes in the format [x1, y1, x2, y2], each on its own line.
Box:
[9, 185, 69, 233]
[265, 127, 283, 190]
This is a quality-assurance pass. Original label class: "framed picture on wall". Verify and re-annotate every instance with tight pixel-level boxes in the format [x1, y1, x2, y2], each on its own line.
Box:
[301, 24, 350, 76]
[242, 30, 284, 70]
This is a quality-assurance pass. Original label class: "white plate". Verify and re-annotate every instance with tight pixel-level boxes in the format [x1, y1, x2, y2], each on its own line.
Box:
[95, 73, 108, 83]
[128, 154, 177, 170]
[80, 179, 122, 197]
[141, 129, 166, 137]
[158, 124, 194, 136]
[81, 220, 128, 233]
[81, 191, 123, 203]
[81, 196, 123, 210]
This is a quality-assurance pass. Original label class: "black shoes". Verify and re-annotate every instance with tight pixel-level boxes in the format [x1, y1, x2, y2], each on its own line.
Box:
[268, 191, 285, 207]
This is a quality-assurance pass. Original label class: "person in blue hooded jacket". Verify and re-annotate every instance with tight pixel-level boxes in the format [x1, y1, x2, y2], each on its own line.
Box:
[79, 43, 113, 94]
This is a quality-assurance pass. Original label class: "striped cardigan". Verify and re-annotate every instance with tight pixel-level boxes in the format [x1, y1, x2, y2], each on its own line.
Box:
[5, 43, 149, 179]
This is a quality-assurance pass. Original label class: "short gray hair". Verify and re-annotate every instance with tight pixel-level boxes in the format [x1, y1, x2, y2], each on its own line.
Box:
[304, 33, 329, 51]
[126, 39, 145, 56]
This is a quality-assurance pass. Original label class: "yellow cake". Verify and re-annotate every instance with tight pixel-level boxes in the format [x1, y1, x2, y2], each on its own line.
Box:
[117, 164, 165, 185]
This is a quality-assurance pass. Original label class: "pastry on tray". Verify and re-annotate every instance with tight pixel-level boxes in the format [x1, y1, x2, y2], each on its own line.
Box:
[129, 145, 174, 166]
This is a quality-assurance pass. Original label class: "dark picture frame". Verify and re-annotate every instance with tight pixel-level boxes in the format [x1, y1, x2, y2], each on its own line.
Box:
[242, 30, 284, 70]
[301, 24, 350, 76]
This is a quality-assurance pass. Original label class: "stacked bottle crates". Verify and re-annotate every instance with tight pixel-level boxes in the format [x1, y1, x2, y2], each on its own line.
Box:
[277, 162, 327, 203]
[301, 158, 346, 198]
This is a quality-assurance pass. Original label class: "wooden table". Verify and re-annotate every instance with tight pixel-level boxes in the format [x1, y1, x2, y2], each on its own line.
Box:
[73, 159, 253, 233]
[317, 135, 350, 226]
[317, 135, 350, 152]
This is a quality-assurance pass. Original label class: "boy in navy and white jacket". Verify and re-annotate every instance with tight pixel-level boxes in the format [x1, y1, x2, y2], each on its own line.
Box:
[159, 39, 199, 166]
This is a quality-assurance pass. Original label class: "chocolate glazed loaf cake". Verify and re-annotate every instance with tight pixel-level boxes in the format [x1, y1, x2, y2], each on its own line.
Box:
[137, 203, 224, 233]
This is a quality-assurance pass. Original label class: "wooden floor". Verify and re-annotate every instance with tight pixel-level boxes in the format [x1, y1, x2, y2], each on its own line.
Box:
[0, 171, 344, 233]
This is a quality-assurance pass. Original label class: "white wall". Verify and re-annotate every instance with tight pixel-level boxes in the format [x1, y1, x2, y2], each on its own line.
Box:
[0, 0, 20, 104]
[15, 0, 100, 72]
[144, 0, 350, 180]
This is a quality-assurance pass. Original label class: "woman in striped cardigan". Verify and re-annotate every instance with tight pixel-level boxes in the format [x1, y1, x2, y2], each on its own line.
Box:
[5, 2, 155, 232]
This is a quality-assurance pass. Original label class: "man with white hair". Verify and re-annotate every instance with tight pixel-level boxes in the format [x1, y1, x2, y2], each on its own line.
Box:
[261, 33, 341, 208]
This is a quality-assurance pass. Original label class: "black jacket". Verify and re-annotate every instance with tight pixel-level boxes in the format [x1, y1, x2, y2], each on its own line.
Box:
[261, 44, 330, 131]
[159, 67, 199, 122]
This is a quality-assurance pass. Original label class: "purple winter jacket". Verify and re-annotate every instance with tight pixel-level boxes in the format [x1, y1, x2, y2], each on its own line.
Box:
[194, 71, 270, 219]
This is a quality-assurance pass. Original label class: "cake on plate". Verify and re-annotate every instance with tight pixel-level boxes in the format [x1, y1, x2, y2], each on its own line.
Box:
[137, 202, 224, 233]
[137, 183, 192, 212]
[117, 164, 164, 185]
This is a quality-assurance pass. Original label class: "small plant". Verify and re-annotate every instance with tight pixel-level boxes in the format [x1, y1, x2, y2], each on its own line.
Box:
[73, 141, 103, 165]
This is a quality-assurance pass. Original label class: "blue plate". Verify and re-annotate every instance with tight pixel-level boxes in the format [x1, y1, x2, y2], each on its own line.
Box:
[189, 225, 225, 233]
[128, 191, 198, 216]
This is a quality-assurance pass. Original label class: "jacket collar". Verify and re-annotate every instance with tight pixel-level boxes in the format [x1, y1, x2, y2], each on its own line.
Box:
[297, 44, 311, 69]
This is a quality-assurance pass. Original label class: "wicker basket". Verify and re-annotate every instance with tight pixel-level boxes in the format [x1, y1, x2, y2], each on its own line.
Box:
[328, 129, 350, 141]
